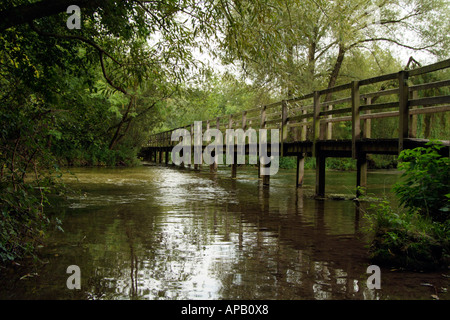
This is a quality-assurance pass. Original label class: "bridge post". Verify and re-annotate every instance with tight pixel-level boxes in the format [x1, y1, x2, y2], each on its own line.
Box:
[364, 97, 372, 139]
[165, 149, 169, 165]
[262, 161, 270, 186]
[326, 104, 333, 140]
[351, 81, 361, 159]
[281, 100, 288, 156]
[296, 154, 305, 187]
[296, 112, 307, 187]
[313, 91, 323, 196]
[398, 70, 409, 152]
[231, 147, 237, 179]
[191, 124, 198, 170]
[258, 106, 267, 178]
[312, 91, 320, 158]
[409, 89, 418, 138]
[356, 154, 367, 197]
[315, 155, 326, 197]
[208, 118, 219, 173]
[229, 115, 238, 178]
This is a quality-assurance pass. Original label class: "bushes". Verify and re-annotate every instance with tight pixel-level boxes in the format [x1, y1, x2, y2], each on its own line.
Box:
[364, 142, 450, 270]
[61, 144, 141, 167]
[393, 142, 449, 222]
[365, 200, 449, 270]
[1, 185, 50, 262]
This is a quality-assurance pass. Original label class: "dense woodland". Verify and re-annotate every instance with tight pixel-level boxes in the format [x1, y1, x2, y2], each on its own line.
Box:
[0, 0, 449, 266]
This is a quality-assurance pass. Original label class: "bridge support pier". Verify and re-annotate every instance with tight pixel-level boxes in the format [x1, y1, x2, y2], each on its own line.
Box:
[262, 161, 270, 186]
[165, 150, 169, 165]
[158, 149, 163, 164]
[231, 151, 237, 178]
[315, 156, 326, 197]
[356, 154, 368, 197]
[209, 150, 218, 173]
[296, 154, 305, 187]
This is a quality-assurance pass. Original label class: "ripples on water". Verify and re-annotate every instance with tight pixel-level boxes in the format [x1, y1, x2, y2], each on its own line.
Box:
[0, 164, 448, 300]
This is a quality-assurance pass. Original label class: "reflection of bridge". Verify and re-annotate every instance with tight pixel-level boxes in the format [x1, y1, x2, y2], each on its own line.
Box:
[141, 59, 450, 197]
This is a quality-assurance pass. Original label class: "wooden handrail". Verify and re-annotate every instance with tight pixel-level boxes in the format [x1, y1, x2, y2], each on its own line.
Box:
[147, 59, 450, 151]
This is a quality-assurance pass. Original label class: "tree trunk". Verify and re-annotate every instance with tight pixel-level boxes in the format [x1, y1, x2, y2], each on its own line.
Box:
[325, 44, 346, 102]
[307, 40, 317, 89]
[286, 43, 294, 98]
[109, 97, 134, 150]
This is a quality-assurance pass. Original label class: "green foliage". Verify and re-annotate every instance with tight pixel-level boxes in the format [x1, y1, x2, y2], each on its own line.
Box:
[364, 200, 449, 270]
[393, 141, 449, 222]
[219, 0, 449, 96]
[0, 95, 65, 263]
[0, 0, 224, 264]
[279, 157, 297, 170]
[326, 158, 356, 171]
[161, 72, 273, 131]
[363, 142, 450, 270]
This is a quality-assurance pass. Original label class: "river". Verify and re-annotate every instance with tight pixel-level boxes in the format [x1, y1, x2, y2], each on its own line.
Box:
[0, 164, 448, 300]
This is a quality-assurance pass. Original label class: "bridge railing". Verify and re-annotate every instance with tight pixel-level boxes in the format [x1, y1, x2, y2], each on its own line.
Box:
[147, 59, 450, 156]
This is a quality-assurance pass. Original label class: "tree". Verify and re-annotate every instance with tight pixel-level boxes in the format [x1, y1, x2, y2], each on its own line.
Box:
[0, 0, 224, 262]
[218, 0, 450, 98]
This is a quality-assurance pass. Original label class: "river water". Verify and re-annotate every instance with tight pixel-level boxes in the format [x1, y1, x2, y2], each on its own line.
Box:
[0, 164, 448, 300]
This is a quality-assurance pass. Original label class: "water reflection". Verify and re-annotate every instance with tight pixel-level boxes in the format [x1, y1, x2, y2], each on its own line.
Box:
[0, 165, 448, 300]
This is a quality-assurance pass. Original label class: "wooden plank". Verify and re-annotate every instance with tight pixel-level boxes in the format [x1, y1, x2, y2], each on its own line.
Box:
[322, 105, 450, 123]
[360, 88, 399, 100]
[287, 121, 313, 128]
[410, 104, 450, 115]
[319, 107, 352, 116]
[288, 112, 314, 122]
[409, 79, 450, 92]
[409, 95, 450, 107]
[351, 81, 361, 159]
[359, 72, 398, 86]
[408, 59, 450, 77]
[285, 92, 315, 103]
[265, 118, 281, 125]
[319, 97, 352, 107]
[265, 112, 282, 119]
[359, 101, 398, 112]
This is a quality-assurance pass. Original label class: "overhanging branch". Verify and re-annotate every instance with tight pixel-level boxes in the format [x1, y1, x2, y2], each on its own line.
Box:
[0, 0, 102, 32]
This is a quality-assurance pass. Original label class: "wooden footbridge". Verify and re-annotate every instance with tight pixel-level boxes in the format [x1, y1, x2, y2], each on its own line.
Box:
[141, 59, 450, 197]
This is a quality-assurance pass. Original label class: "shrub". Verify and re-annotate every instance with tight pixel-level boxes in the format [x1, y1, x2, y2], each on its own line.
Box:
[364, 200, 449, 270]
[363, 142, 450, 270]
[393, 141, 449, 222]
